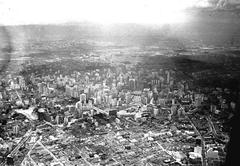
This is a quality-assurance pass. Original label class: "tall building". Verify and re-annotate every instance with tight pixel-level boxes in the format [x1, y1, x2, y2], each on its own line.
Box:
[111, 98, 117, 107]
[125, 92, 132, 104]
[117, 73, 123, 84]
[76, 100, 83, 110]
[42, 83, 49, 95]
[80, 93, 87, 104]
[69, 85, 74, 97]
[65, 84, 70, 96]
[152, 78, 161, 87]
[19, 77, 26, 90]
[133, 95, 141, 104]
[117, 82, 124, 90]
[141, 95, 148, 105]
[76, 100, 83, 118]
[96, 95, 102, 105]
[73, 85, 79, 98]
[170, 79, 174, 87]
[38, 83, 44, 94]
[129, 78, 136, 90]
[88, 99, 93, 109]
[147, 91, 153, 103]
[85, 75, 89, 84]
[166, 70, 170, 84]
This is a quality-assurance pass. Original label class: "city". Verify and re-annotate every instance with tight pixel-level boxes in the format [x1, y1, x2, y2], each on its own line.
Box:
[1, 0, 240, 166]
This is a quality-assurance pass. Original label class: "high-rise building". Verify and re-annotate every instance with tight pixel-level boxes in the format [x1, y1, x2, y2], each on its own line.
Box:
[117, 82, 123, 90]
[119, 74, 124, 84]
[141, 95, 148, 105]
[133, 95, 141, 104]
[73, 85, 79, 98]
[96, 95, 102, 105]
[43, 84, 49, 95]
[116, 98, 121, 106]
[80, 93, 87, 104]
[69, 85, 74, 97]
[13, 125, 19, 135]
[85, 75, 89, 84]
[76, 100, 83, 110]
[76, 101, 83, 118]
[125, 92, 132, 104]
[129, 78, 136, 90]
[166, 70, 170, 84]
[147, 91, 153, 102]
[19, 77, 26, 90]
[38, 83, 44, 94]
[88, 99, 93, 108]
[65, 84, 70, 96]
[170, 79, 174, 87]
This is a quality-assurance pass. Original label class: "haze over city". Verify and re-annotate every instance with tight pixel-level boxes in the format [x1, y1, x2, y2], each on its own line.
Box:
[1, 0, 239, 25]
[1, 0, 240, 166]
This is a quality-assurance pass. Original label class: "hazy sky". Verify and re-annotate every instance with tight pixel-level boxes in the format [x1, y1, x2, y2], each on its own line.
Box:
[0, 0, 212, 25]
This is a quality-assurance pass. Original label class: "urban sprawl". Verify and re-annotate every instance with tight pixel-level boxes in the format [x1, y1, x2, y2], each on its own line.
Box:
[0, 53, 237, 166]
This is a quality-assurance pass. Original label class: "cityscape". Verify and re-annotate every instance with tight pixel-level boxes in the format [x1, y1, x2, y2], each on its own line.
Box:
[1, 1, 240, 166]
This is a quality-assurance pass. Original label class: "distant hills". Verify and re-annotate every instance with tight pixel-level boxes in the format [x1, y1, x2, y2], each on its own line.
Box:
[2, 8, 239, 48]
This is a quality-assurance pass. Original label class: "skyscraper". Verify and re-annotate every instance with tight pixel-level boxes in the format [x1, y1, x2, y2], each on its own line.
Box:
[125, 91, 132, 104]
[166, 70, 170, 84]
[129, 78, 136, 90]
[80, 93, 87, 104]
